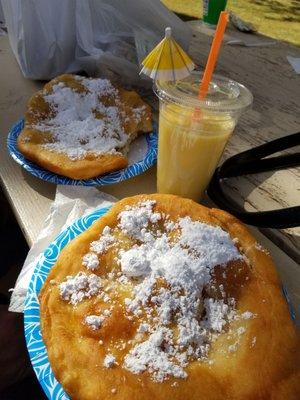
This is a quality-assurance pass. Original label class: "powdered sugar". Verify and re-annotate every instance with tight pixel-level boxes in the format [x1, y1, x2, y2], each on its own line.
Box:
[115, 201, 250, 381]
[61, 200, 253, 382]
[103, 354, 117, 368]
[89, 227, 115, 254]
[124, 328, 187, 381]
[137, 323, 150, 333]
[120, 247, 150, 277]
[203, 299, 229, 333]
[255, 243, 269, 254]
[85, 315, 105, 330]
[237, 327, 246, 336]
[241, 311, 253, 320]
[82, 253, 99, 270]
[118, 200, 161, 241]
[228, 343, 238, 353]
[179, 217, 242, 268]
[59, 272, 101, 305]
[32, 76, 146, 160]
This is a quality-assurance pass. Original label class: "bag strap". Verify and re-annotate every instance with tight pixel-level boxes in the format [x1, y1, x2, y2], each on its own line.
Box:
[207, 132, 300, 229]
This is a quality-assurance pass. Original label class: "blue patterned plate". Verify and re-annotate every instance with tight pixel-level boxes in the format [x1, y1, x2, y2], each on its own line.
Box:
[24, 206, 296, 400]
[7, 119, 157, 186]
[24, 206, 111, 400]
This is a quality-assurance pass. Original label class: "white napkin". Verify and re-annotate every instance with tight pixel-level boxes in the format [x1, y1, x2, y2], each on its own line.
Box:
[9, 185, 117, 313]
[287, 56, 300, 74]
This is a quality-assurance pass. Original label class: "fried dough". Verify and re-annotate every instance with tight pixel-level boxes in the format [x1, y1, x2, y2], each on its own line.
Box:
[17, 75, 152, 179]
[39, 194, 300, 400]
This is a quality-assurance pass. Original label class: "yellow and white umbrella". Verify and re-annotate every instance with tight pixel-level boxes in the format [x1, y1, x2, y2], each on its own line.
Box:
[140, 27, 195, 81]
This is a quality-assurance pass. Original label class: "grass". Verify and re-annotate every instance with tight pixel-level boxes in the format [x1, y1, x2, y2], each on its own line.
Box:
[162, 0, 300, 46]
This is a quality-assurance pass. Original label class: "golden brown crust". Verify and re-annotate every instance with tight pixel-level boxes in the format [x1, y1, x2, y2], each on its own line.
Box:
[17, 74, 152, 179]
[17, 136, 128, 180]
[39, 194, 300, 400]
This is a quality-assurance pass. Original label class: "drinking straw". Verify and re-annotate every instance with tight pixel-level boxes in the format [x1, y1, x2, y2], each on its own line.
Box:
[199, 11, 229, 99]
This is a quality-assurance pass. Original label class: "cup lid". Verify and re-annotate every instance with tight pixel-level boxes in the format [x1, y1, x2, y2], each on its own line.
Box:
[154, 71, 253, 112]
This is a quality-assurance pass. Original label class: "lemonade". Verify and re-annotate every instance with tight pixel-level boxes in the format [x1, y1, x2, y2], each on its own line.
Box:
[158, 104, 235, 200]
[154, 72, 252, 201]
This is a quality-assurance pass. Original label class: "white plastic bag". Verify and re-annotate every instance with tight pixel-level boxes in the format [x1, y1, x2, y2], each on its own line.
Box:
[1, 0, 192, 84]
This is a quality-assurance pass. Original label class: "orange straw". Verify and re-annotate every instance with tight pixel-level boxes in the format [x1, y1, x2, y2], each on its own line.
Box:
[199, 11, 229, 99]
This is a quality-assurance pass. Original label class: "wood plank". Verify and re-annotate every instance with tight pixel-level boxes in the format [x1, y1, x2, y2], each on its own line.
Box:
[0, 37, 54, 245]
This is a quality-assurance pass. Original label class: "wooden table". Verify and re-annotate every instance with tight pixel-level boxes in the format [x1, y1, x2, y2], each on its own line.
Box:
[0, 28, 299, 323]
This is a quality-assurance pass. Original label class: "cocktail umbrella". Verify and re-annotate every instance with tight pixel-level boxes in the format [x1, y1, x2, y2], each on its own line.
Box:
[140, 27, 195, 82]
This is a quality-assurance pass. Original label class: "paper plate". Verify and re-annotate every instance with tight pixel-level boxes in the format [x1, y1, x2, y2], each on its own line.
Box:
[7, 119, 157, 186]
[24, 206, 111, 400]
[23, 206, 296, 400]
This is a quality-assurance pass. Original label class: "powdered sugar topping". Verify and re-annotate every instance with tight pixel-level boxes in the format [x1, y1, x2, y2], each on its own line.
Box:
[118, 200, 161, 241]
[59, 272, 101, 305]
[124, 328, 188, 381]
[85, 315, 105, 330]
[241, 311, 254, 320]
[60, 200, 253, 382]
[115, 201, 248, 381]
[82, 253, 99, 270]
[120, 247, 151, 277]
[32, 76, 147, 160]
[90, 226, 115, 254]
[103, 354, 117, 368]
[178, 217, 242, 268]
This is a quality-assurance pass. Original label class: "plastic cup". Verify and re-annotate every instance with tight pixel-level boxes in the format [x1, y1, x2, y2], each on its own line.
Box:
[203, 0, 228, 27]
[154, 71, 253, 202]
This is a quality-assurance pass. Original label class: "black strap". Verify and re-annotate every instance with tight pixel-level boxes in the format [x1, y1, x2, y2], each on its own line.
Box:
[207, 132, 300, 229]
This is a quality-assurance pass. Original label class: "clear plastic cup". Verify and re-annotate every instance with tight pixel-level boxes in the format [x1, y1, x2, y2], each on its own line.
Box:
[154, 71, 253, 201]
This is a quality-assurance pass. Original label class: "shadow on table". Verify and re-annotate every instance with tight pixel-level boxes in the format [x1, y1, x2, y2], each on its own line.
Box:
[221, 169, 276, 211]
[21, 161, 157, 201]
[21, 169, 56, 201]
[103, 165, 157, 199]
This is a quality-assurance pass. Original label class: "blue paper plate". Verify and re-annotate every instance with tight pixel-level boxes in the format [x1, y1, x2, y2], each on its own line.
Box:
[24, 206, 296, 400]
[24, 206, 111, 400]
[7, 119, 157, 186]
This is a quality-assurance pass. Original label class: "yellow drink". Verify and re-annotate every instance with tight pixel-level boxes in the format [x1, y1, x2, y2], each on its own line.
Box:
[158, 104, 235, 200]
[154, 72, 252, 201]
